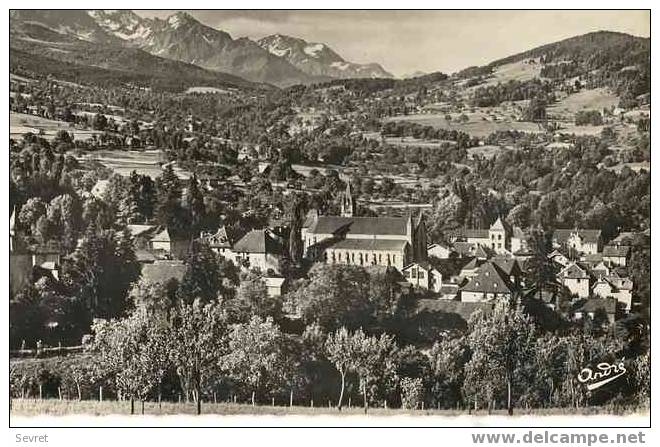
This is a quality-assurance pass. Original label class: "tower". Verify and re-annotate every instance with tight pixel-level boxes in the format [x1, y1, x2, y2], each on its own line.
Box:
[341, 181, 356, 217]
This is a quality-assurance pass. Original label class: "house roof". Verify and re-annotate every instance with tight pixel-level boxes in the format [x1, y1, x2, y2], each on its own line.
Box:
[265, 277, 286, 288]
[403, 260, 435, 272]
[127, 224, 157, 238]
[151, 228, 172, 242]
[460, 262, 515, 294]
[553, 229, 602, 245]
[474, 244, 494, 259]
[202, 226, 232, 248]
[610, 232, 636, 245]
[328, 238, 409, 252]
[454, 242, 477, 256]
[141, 260, 187, 285]
[460, 258, 482, 271]
[602, 245, 631, 258]
[490, 217, 506, 231]
[308, 216, 409, 237]
[559, 263, 589, 279]
[233, 229, 283, 254]
[491, 256, 520, 276]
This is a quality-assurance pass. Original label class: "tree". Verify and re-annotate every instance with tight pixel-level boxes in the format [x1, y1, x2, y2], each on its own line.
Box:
[18, 197, 47, 235]
[155, 164, 187, 235]
[177, 241, 223, 305]
[185, 174, 205, 233]
[325, 327, 354, 410]
[90, 311, 170, 413]
[168, 300, 229, 414]
[62, 227, 140, 320]
[287, 194, 305, 265]
[235, 272, 281, 320]
[223, 316, 291, 405]
[525, 227, 557, 300]
[463, 303, 536, 415]
[286, 264, 373, 331]
[325, 327, 397, 413]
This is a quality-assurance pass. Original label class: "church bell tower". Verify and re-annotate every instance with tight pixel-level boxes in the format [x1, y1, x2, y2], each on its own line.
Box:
[341, 181, 356, 217]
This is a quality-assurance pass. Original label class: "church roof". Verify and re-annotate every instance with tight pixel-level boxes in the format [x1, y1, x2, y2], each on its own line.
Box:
[328, 238, 408, 252]
[308, 216, 409, 237]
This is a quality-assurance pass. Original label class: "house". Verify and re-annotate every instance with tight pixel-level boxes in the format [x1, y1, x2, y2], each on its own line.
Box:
[149, 228, 189, 259]
[459, 258, 483, 278]
[200, 225, 233, 257]
[602, 244, 631, 267]
[427, 243, 454, 259]
[548, 250, 570, 267]
[459, 261, 516, 303]
[302, 182, 427, 272]
[448, 217, 510, 254]
[402, 261, 442, 292]
[553, 229, 602, 255]
[127, 224, 158, 250]
[557, 262, 590, 298]
[592, 275, 634, 312]
[491, 256, 523, 287]
[232, 229, 285, 273]
[265, 277, 286, 298]
[572, 297, 617, 324]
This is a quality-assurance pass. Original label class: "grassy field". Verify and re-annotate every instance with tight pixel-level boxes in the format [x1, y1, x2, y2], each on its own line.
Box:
[9, 398, 646, 418]
[548, 88, 619, 118]
[75, 149, 191, 179]
[185, 86, 233, 94]
[10, 112, 102, 142]
[386, 113, 544, 138]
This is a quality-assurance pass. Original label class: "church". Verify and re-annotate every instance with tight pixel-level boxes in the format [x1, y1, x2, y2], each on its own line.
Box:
[301, 182, 427, 271]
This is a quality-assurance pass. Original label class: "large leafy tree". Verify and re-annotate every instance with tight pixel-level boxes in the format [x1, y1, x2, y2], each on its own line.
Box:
[463, 303, 537, 415]
[223, 316, 293, 405]
[168, 300, 229, 414]
[62, 227, 140, 320]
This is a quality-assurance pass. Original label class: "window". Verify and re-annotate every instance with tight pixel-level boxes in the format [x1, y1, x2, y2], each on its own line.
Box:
[491, 243, 495, 249]
[576, 279, 581, 284]
[498, 243, 502, 249]
[392, 255, 396, 264]
[498, 234, 502, 240]
[418, 271, 425, 279]
[411, 269, 417, 279]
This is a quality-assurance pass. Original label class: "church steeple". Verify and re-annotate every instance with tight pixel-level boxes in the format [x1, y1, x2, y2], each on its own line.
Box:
[341, 181, 356, 217]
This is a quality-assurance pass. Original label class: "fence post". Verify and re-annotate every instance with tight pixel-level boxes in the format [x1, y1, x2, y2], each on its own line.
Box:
[213, 391, 217, 404]
[421, 401, 424, 411]
[39, 384, 43, 400]
[310, 399, 314, 408]
[348, 397, 351, 408]
[141, 400, 145, 415]
[99, 386, 103, 402]
[272, 397, 275, 407]
[289, 390, 293, 407]
[58, 387, 62, 400]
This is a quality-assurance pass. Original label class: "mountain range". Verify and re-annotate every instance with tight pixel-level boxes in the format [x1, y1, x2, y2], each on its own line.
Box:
[10, 10, 393, 88]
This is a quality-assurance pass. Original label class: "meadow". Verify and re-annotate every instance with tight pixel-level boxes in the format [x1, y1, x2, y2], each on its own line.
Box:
[9, 398, 645, 418]
[10, 112, 102, 142]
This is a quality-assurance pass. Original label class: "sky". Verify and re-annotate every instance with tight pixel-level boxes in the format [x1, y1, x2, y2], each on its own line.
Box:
[136, 10, 650, 77]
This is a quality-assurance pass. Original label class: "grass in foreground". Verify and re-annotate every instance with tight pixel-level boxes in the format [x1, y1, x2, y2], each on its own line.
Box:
[9, 398, 647, 417]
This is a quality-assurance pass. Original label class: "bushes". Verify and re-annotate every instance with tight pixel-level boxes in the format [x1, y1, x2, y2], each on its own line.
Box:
[575, 110, 604, 126]
[400, 377, 424, 409]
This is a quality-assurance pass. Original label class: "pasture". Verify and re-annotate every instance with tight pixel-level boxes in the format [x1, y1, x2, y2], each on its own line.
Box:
[548, 88, 619, 118]
[76, 150, 191, 179]
[9, 398, 644, 418]
[386, 113, 544, 138]
[10, 112, 102, 142]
